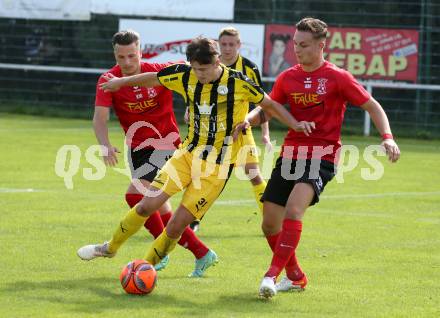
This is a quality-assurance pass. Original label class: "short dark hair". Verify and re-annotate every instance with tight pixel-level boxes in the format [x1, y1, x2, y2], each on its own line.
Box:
[296, 17, 328, 40]
[186, 36, 219, 64]
[270, 33, 291, 44]
[112, 30, 140, 48]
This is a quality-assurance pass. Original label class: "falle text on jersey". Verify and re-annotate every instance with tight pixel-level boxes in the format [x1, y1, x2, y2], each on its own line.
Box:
[125, 99, 158, 112]
[290, 77, 328, 108]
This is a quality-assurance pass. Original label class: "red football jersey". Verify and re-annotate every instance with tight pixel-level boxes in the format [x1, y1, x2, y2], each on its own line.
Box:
[95, 62, 181, 150]
[270, 61, 370, 163]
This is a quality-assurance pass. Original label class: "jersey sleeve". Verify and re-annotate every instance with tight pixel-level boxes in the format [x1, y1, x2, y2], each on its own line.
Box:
[146, 61, 185, 72]
[95, 74, 113, 107]
[269, 72, 288, 104]
[338, 69, 371, 107]
[245, 63, 263, 87]
[240, 74, 265, 104]
[157, 63, 189, 94]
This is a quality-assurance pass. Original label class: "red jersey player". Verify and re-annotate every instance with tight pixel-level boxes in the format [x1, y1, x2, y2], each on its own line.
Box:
[245, 18, 400, 298]
[83, 30, 218, 277]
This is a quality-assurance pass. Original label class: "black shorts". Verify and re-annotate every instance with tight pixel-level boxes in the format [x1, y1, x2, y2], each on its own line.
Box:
[262, 157, 336, 207]
[128, 148, 175, 182]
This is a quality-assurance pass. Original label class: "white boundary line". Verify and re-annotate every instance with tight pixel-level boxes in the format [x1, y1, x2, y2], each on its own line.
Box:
[0, 188, 40, 193]
[216, 191, 440, 205]
[2, 189, 439, 207]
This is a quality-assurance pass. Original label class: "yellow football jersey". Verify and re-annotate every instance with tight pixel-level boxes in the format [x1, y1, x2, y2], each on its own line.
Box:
[157, 63, 264, 164]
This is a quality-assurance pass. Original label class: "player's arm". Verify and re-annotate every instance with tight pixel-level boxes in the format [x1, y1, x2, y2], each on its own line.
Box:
[234, 98, 314, 140]
[259, 94, 315, 135]
[360, 97, 400, 162]
[93, 106, 120, 166]
[260, 121, 272, 151]
[99, 72, 162, 92]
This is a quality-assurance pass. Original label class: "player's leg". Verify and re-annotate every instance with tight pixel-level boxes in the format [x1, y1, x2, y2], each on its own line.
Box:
[77, 186, 170, 261]
[258, 157, 307, 296]
[77, 149, 186, 261]
[238, 128, 267, 213]
[127, 148, 174, 238]
[244, 162, 266, 213]
[184, 163, 233, 277]
[160, 203, 211, 264]
[144, 204, 218, 273]
[151, 151, 214, 265]
[259, 183, 313, 297]
[144, 204, 194, 265]
[275, 160, 336, 292]
[259, 159, 336, 297]
[126, 180, 165, 239]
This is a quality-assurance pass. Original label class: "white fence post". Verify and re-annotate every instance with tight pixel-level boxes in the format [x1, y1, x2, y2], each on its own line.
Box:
[363, 83, 373, 136]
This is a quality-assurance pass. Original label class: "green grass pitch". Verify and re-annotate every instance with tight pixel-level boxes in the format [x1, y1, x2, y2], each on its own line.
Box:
[0, 114, 439, 317]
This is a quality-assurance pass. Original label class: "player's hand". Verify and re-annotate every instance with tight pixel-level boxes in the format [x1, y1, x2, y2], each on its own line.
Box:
[99, 73, 124, 92]
[262, 135, 273, 152]
[232, 120, 250, 141]
[102, 145, 120, 166]
[381, 139, 400, 162]
[293, 121, 316, 136]
[183, 107, 189, 124]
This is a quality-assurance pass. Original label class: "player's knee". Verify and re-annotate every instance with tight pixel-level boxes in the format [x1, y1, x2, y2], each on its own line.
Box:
[261, 219, 278, 235]
[285, 205, 305, 220]
[135, 202, 150, 217]
[135, 198, 157, 217]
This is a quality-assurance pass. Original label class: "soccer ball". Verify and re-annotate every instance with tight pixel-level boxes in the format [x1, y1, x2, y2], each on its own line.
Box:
[120, 259, 157, 295]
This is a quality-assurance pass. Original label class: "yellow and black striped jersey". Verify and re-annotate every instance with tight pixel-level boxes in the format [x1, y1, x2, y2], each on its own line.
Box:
[157, 63, 264, 164]
[226, 54, 262, 87]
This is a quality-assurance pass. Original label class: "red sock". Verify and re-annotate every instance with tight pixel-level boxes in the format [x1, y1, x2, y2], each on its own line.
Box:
[285, 255, 304, 281]
[161, 211, 209, 259]
[143, 211, 164, 238]
[125, 193, 143, 208]
[265, 219, 302, 278]
[265, 232, 280, 252]
[125, 193, 164, 239]
[160, 211, 172, 226]
[266, 231, 304, 280]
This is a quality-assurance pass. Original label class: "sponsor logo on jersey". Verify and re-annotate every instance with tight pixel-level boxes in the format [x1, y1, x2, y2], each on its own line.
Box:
[304, 77, 312, 89]
[317, 78, 328, 95]
[126, 99, 158, 112]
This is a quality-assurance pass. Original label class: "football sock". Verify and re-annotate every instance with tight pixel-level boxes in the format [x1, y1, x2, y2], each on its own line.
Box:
[285, 255, 305, 281]
[108, 206, 147, 253]
[144, 230, 179, 265]
[143, 212, 164, 238]
[265, 232, 280, 251]
[160, 211, 172, 225]
[265, 231, 304, 280]
[160, 212, 209, 259]
[252, 180, 267, 213]
[125, 193, 164, 239]
[125, 193, 143, 208]
[264, 219, 302, 278]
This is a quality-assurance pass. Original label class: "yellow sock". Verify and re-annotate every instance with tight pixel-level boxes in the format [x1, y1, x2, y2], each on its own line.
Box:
[144, 230, 179, 265]
[108, 206, 147, 253]
[252, 180, 267, 213]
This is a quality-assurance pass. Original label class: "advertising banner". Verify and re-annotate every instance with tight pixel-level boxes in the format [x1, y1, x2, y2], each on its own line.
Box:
[95, 0, 234, 21]
[264, 25, 419, 82]
[0, 0, 91, 20]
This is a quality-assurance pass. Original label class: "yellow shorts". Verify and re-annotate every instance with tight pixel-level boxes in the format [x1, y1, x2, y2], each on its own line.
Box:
[235, 127, 259, 167]
[151, 148, 233, 220]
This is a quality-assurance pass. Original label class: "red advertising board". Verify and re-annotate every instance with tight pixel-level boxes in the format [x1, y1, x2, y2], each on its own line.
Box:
[264, 25, 419, 82]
